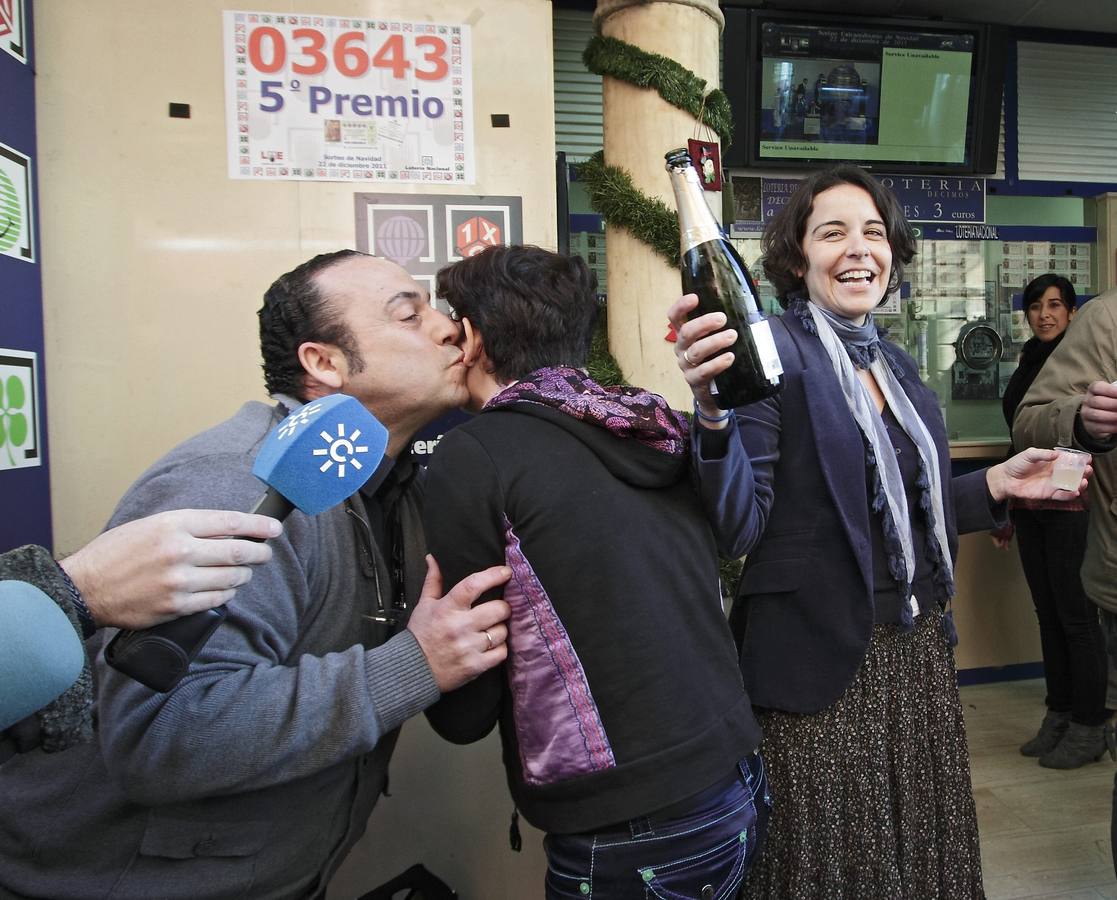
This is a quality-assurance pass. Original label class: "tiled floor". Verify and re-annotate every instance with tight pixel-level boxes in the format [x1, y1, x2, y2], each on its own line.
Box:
[964, 679, 1115, 899]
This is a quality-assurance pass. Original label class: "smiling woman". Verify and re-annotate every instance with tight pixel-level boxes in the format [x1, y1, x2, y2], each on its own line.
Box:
[667, 166, 1086, 900]
[796, 183, 893, 323]
[760, 165, 915, 319]
[1024, 276, 1075, 342]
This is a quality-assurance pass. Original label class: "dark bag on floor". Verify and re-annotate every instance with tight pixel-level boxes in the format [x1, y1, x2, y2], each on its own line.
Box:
[356, 863, 457, 900]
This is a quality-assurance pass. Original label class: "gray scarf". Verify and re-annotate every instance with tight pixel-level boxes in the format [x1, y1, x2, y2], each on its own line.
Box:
[808, 302, 954, 605]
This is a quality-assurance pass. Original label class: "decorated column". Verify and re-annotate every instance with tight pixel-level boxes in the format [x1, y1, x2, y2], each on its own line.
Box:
[588, 0, 726, 408]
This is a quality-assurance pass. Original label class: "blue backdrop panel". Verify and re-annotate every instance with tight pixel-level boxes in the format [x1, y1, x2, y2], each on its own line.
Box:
[0, 0, 52, 553]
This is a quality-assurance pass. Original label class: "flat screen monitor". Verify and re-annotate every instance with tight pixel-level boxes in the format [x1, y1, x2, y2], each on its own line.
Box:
[723, 11, 1003, 174]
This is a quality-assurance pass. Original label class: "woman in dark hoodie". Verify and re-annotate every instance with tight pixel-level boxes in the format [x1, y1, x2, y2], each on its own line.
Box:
[423, 244, 769, 900]
[998, 273, 1108, 768]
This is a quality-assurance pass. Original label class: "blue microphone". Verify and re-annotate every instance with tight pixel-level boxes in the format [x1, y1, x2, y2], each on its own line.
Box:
[0, 581, 86, 730]
[105, 395, 388, 692]
[251, 393, 388, 516]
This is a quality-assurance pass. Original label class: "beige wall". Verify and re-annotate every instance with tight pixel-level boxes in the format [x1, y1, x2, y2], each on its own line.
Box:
[36, 4, 555, 893]
[37, 0, 558, 554]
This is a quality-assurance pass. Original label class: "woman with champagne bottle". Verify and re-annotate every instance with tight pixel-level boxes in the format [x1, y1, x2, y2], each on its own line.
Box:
[669, 165, 1088, 898]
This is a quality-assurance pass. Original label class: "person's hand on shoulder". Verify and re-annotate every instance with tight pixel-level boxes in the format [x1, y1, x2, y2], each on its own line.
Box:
[58, 509, 281, 630]
[406, 554, 511, 692]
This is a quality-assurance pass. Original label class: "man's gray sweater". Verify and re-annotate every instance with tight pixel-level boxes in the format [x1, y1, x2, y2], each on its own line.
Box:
[0, 400, 440, 899]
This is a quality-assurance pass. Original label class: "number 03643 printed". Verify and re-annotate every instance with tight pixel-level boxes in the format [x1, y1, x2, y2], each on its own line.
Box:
[223, 10, 473, 184]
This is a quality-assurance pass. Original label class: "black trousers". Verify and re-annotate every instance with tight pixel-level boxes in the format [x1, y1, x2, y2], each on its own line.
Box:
[1014, 507, 1108, 726]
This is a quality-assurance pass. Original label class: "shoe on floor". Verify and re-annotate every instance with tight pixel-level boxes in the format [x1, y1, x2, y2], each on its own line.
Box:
[1038, 721, 1107, 769]
[1020, 710, 1069, 757]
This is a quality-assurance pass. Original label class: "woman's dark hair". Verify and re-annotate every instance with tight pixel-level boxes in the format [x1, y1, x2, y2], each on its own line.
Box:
[258, 249, 365, 399]
[761, 165, 917, 307]
[1022, 272, 1076, 313]
[436, 245, 600, 383]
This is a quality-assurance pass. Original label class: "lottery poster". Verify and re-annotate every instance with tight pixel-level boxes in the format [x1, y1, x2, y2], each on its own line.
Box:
[224, 10, 473, 183]
[354, 192, 523, 315]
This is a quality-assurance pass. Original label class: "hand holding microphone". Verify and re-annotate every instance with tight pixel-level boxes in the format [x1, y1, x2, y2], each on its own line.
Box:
[58, 509, 282, 630]
[105, 395, 389, 692]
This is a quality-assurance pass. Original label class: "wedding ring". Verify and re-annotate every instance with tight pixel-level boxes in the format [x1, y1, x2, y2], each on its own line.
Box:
[683, 348, 695, 367]
[483, 629, 494, 651]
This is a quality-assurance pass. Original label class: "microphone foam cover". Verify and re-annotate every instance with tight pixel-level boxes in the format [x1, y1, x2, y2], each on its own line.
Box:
[252, 394, 388, 516]
[0, 580, 86, 730]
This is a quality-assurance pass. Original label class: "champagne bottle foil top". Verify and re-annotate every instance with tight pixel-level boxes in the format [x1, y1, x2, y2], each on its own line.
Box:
[665, 160, 704, 186]
[664, 147, 692, 170]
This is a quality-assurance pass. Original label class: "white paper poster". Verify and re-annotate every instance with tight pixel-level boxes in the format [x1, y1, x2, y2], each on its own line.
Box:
[0, 349, 41, 471]
[0, 140, 34, 263]
[224, 10, 473, 183]
[0, 0, 28, 64]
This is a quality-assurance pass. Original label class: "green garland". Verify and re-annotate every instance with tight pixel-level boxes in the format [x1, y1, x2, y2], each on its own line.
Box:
[578, 151, 680, 268]
[578, 32, 735, 374]
[575, 33, 736, 273]
[586, 307, 627, 388]
[579, 31, 745, 590]
[583, 35, 733, 147]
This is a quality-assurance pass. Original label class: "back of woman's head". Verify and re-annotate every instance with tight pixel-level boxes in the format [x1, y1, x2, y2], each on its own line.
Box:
[436, 245, 599, 383]
[761, 165, 916, 306]
[1022, 272, 1076, 311]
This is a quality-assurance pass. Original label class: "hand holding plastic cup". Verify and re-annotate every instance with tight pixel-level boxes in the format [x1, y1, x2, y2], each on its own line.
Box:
[1050, 447, 1089, 492]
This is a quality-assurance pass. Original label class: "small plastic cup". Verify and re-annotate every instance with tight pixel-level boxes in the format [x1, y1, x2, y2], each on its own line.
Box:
[1050, 447, 1089, 491]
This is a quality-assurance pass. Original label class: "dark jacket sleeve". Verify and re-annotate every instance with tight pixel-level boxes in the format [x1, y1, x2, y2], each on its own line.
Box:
[951, 469, 1003, 535]
[422, 427, 508, 744]
[693, 394, 779, 560]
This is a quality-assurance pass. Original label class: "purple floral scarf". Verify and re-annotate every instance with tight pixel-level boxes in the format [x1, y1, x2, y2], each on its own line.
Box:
[484, 366, 688, 457]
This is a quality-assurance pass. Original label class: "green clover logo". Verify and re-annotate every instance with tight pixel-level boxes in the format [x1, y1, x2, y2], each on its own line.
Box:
[0, 375, 29, 467]
[0, 169, 22, 254]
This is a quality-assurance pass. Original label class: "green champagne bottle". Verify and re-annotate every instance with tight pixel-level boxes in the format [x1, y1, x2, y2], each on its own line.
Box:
[665, 148, 783, 408]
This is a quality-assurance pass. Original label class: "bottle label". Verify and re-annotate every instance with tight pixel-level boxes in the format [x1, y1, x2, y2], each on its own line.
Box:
[749, 319, 784, 380]
[680, 222, 722, 254]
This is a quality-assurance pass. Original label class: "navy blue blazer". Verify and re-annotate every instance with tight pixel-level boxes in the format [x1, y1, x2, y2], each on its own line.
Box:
[697, 311, 999, 713]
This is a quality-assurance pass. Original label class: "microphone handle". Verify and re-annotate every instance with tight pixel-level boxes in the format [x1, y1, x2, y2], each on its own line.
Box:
[249, 488, 295, 525]
[104, 488, 295, 692]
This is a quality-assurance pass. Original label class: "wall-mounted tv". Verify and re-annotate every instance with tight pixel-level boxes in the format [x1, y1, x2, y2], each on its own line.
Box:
[722, 10, 1005, 175]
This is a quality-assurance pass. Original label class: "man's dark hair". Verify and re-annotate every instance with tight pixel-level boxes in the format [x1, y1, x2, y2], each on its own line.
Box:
[258, 249, 366, 399]
[761, 165, 917, 307]
[435, 245, 599, 383]
[1023, 272, 1076, 313]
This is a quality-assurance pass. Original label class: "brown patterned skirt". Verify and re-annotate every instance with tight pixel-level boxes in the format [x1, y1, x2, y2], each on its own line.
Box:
[740, 610, 984, 900]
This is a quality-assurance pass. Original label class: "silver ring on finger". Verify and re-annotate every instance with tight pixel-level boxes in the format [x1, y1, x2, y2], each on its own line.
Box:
[483, 629, 494, 652]
[683, 348, 695, 367]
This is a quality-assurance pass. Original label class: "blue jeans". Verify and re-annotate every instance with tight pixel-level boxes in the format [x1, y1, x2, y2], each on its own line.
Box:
[543, 754, 771, 900]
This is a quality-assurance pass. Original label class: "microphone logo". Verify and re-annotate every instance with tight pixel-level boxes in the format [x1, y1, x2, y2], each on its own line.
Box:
[313, 422, 370, 478]
[276, 401, 323, 440]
